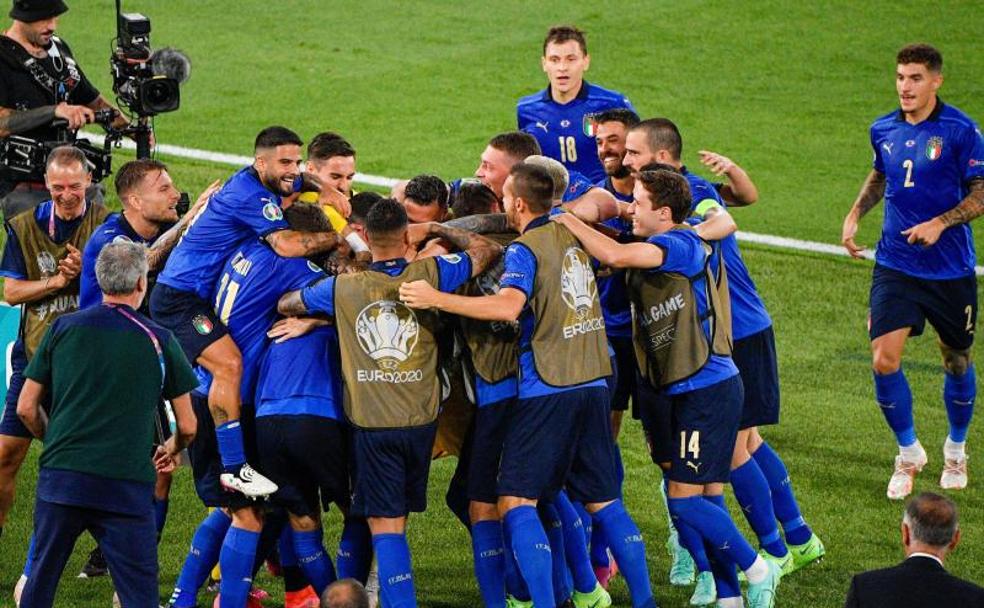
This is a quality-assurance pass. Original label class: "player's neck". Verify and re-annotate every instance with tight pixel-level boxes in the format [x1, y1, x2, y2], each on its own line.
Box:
[122, 210, 162, 241]
[904, 96, 938, 125]
[550, 80, 584, 105]
[612, 174, 634, 196]
[102, 292, 143, 309]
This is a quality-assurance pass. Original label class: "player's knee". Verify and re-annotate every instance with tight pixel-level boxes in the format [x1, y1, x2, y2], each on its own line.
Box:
[469, 501, 498, 524]
[288, 514, 319, 532]
[231, 506, 264, 531]
[942, 347, 972, 376]
[0, 438, 29, 472]
[210, 355, 243, 383]
[872, 351, 902, 375]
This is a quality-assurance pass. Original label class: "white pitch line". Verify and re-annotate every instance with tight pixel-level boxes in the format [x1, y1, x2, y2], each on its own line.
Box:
[84, 133, 984, 277]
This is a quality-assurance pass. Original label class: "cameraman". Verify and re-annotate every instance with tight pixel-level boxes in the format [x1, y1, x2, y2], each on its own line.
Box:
[0, 0, 129, 219]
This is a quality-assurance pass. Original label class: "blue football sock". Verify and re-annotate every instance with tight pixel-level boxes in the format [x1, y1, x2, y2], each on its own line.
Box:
[372, 533, 417, 608]
[703, 495, 741, 599]
[504, 505, 555, 608]
[573, 501, 592, 548]
[171, 509, 231, 608]
[501, 519, 531, 601]
[660, 476, 678, 535]
[554, 492, 596, 593]
[337, 517, 372, 583]
[667, 496, 758, 571]
[215, 420, 247, 472]
[539, 502, 572, 604]
[154, 498, 169, 541]
[471, 520, 507, 608]
[589, 516, 610, 569]
[752, 441, 813, 546]
[593, 500, 655, 608]
[219, 526, 260, 608]
[22, 532, 35, 577]
[279, 526, 298, 567]
[730, 459, 787, 557]
[874, 368, 917, 447]
[294, 528, 336, 595]
[944, 365, 976, 443]
[675, 519, 712, 573]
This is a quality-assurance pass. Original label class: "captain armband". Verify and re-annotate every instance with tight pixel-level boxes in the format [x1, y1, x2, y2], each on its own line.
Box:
[694, 198, 724, 218]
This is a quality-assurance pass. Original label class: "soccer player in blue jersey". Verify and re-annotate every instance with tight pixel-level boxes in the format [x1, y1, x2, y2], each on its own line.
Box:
[594, 108, 641, 205]
[151, 126, 347, 499]
[554, 170, 782, 608]
[278, 199, 502, 608]
[166, 202, 329, 608]
[517, 25, 636, 183]
[842, 44, 984, 498]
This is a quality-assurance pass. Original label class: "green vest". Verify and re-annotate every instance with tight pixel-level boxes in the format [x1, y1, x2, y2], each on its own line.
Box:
[627, 225, 731, 388]
[335, 259, 442, 429]
[514, 221, 611, 387]
[8, 203, 109, 358]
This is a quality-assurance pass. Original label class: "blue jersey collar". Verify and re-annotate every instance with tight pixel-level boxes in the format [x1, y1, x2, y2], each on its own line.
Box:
[370, 257, 408, 272]
[543, 80, 591, 104]
[523, 213, 551, 234]
[895, 98, 945, 123]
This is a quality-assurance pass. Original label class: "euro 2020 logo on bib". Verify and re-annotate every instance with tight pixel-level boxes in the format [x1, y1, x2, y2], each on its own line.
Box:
[355, 300, 419, 370]
[560, 246, 597, 319]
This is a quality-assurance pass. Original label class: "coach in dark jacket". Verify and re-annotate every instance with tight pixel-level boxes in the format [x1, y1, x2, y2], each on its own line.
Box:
[845, 492, 984, 608]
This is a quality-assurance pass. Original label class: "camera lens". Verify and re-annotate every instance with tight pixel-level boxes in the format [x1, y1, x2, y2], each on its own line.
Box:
[138, 77, 180, 115]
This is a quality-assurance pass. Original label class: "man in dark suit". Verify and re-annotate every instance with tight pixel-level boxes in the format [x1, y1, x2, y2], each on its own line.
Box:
[845, 492, 984, 607]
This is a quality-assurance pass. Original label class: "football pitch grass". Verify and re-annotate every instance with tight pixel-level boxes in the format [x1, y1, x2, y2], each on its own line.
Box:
[1, 1, 983, 606]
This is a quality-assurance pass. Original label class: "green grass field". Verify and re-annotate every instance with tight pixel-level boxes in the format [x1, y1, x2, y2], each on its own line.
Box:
[1, 1, 983, 606]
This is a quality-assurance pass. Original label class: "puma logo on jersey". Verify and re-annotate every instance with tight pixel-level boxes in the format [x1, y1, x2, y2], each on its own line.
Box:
[535, 121, 549, 132]
[686, 461, 701, 474]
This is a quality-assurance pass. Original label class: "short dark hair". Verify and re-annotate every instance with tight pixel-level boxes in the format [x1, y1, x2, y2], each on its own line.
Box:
[639, 161, 678, 174]
[45, 145, 90, 173]
[543, 25, 587, 56]
[488, 131, 541, 163]
[593, 108, 640, 129]
[637, 169, 691, 223]
[308, 132, 356, 164]
[254, 126, 303, 152]
[365, 198, 408, 242]
[404, 175, 448, 209]
[114, 159, 168, 199]
[349, 191, 383, 225]
[450, 181, 499, 218]
[631, 118, 683, 161]
[508, 164, 553, 213]
[905, 492, 958, 548]
[284, 202, 332, 233]
[897, 44, 943, 73]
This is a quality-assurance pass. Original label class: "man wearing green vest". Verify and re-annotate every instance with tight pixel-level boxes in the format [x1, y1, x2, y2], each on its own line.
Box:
[551, 169, 782, 608]
[277, 198, 502, 608]
[0, 145, 108, 539]
[15, 240, 198, 608]
[399, 163, 656, 608]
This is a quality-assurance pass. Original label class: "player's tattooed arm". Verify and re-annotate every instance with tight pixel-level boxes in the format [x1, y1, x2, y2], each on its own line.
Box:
[277, 289, 309, 317]
[841, 170, 886, 258]
[146, 180, 222, 270]
[426, 223, 503, 277]
[0, 105, 56, 138]
[442, 213, 511, 235]
[266, 229, 345, 258]
[938, 179, 984, 228]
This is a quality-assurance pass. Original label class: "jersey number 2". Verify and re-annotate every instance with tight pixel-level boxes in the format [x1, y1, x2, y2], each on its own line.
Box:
[902, 159, 916, 188]
[558, 136, 577, 163]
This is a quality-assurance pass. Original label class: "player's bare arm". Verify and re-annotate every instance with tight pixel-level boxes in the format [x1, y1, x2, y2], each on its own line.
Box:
[265, 228, 344, 258]
[146, 179, 222, 270]
[277, 288, 311, 317]
[425, 223, 503, 278]
[3, 244, 81, 305]
[699, 150, 759, 206]
[552, 212, 664, 269]
[399, 282, 526, 322]
[561, 188, 619, 223]
[842, 169, 887, 258]
[695, 206, 738, 241]
[15, 379, 47, 440]
[442, 213, 511, 235]
[903, 179, 984, 246]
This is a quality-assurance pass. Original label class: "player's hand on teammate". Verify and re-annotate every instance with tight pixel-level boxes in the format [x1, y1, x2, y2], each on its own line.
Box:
[319, 185, 351, 218]
[53, 102, 95, 130]
[698, 150, 736, 176]
[267, 316, 328, 343]
[841, 214, 866, 259]
[902, 218, 946, 247]
[399, 280, 441, 310]
[153, 444, 179, 474]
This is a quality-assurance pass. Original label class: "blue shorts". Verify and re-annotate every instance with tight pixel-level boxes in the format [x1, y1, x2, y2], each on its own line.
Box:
[732, 326, 781, 429]
[869, 264, 977, 350]
[149, 283, 230, 363]
[498, 386, 618, 503]
[186, 394, 257, 510]
[0, 340, 34, 438]
[669, 375, 743, 485]
[350, 423, 437, 518]
[256, 415, 350, 517]
[466, 398, 513, 504]
[609, 336, 638, 414]
[638, 374, 673, 466]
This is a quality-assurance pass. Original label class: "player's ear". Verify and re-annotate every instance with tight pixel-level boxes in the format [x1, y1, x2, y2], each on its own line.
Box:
[541, 56, 549, 74]
[583, 53, 590, 72]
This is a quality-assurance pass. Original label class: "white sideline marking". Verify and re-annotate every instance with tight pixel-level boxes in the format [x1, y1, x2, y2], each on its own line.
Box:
[85, 133, 984, 277]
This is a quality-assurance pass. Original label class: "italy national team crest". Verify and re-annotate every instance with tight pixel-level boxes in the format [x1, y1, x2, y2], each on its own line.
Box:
[582, 114, 597, 137]
[192, 314, 214, 335]
[926, 136, 943, 161]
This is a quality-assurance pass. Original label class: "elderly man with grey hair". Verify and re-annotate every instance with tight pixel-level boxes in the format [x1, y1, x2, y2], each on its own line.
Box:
[15, 241, 198, 608]
[321, 578, 371, 608]
[844, 492, 984, 607]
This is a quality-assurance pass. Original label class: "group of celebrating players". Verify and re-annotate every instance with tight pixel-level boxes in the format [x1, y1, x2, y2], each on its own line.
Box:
[1, 16, 982, 608]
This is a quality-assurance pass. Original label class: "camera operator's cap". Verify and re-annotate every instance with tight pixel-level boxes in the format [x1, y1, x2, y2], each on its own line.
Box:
[9, 0, 68, 22]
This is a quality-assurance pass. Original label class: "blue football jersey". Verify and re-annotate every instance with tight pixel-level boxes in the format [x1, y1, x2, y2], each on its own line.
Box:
[870, 102, 984, 280]
[157, 166, 292, 299]
[195, 240, 324, 400]
[254, 325, 343, 420]
[596, 216, 632, 338]
[597, 176, 634, 203]
[80, 213, 155, 310]
[518, 81, 635, 184]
